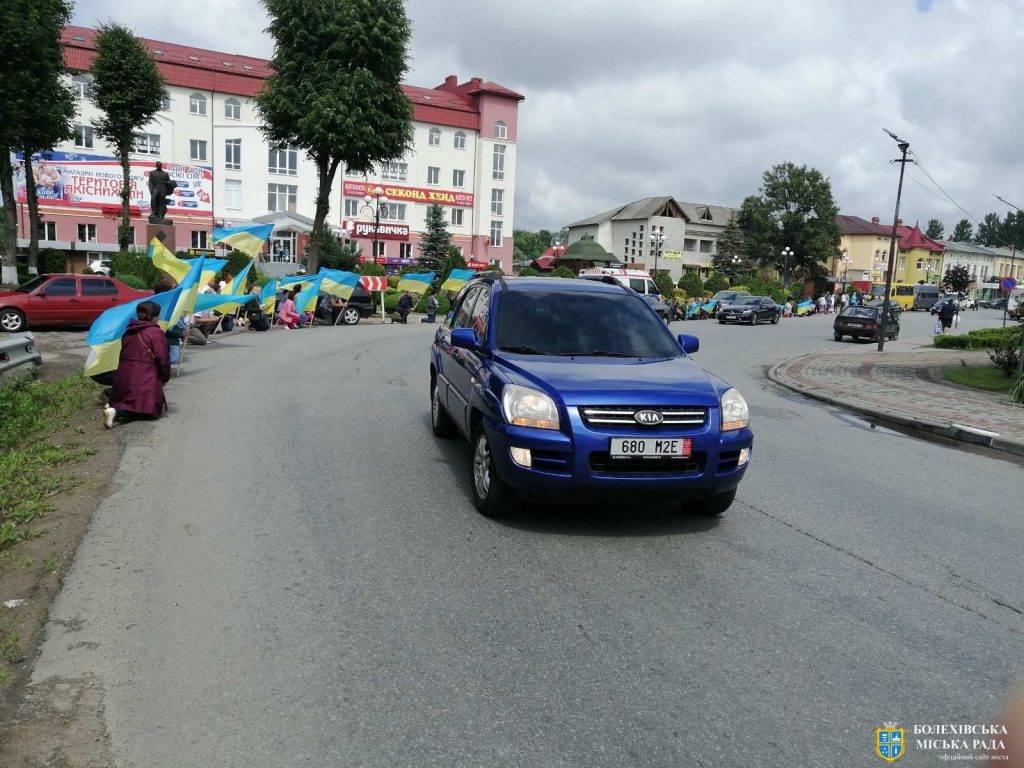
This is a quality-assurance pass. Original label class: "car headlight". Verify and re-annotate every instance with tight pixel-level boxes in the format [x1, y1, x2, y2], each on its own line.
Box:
[502, 384, 559, 430]
[721, 388, 749, 431]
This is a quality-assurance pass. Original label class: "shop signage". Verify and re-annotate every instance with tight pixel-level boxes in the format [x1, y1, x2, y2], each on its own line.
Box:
[343, 180, 474, 208]
[344, 219, 410, 241]
[467, 260, 489, 270]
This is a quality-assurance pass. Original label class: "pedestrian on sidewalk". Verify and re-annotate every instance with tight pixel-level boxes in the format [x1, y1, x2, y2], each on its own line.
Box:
[938, 299, 957, 334]
[102, 301, 171, 429]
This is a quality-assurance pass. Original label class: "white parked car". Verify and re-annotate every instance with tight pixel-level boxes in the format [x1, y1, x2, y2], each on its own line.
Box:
[87, 258, 112, 276]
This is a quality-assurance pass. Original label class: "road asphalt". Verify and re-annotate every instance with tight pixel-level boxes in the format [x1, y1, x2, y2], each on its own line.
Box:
[29, 308, 1022, 767]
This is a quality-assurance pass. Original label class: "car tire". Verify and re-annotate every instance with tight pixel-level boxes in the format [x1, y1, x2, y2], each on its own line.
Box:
[694, 488, 736, 516]
[430, 378, 457, 438]
[470, 424, 516, 518]
[718, 320, 726, 324]
[833, 331, 843, 341]
[340, 307, 361, 326]
[772, 313, 779, 324]
[0, 308, 26, 333]
[890, 328, 899, 341]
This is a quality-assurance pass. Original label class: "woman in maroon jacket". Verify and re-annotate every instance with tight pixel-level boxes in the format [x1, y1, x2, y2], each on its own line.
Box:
[103, 301, 171, 428]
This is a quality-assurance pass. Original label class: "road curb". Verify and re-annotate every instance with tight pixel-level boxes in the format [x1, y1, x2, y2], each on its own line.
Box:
[767, 357, 1024, 458]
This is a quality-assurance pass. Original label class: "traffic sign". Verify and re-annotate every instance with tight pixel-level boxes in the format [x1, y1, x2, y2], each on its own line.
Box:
[1000, 276, 1017, 292]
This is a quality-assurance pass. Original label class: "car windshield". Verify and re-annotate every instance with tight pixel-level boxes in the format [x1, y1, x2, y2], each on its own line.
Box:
[712, 291, 736, 301]
[735, 297, 760, 305]
[16, 276, 49, 293]
[495, 290, 681, 358]
[841, 307, 878, 318]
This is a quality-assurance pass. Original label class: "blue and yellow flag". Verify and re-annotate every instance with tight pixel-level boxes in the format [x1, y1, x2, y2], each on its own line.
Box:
[193, 292, 254, 314]
[211, 223, 274, 258]
[397, 272, 435, 294]
[701, 299, 718, 313]
[84, 291, 180, 377]
[279, 274, 312, 289]
[258, 279, 278, 316]
[795, 299, 814, 316]
[209, 260, 254, 314]
[148, 237, 190, 283]
[686, 301, 701, 318]
[293, 276, 324, 315]
[183, 257, 228, 288]
[318, 268, 360, 300]
[440, 269, 474, 292]
[169, 257, 206, 325]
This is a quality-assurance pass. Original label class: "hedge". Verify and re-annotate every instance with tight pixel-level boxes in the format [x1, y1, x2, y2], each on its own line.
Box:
[933, 326, 1022, 350]
[117, 274, 147, 290]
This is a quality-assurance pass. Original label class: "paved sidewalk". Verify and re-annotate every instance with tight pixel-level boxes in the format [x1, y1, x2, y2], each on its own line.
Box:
[769, 336, 1024, 456]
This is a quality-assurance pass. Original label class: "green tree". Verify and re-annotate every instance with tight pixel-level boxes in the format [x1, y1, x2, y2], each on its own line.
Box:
[651, 269, 675, 298]
[306, 229, 359, 271]
[517, 265, 542, 277]
[737, 162, 841, 285]
[951, 218, 973, 242]
[417, 204, 452, 275]
[257, 0, 412, 273]
[925, 218, 944, 240]
[975, 212, 1004, 246]
[91, 24, 165, 251]
[941, 264, 972, 294]
[357, 260, 385, 276]
[703, 272, 729, 294]
[677, 271, 704, 297]
[712, 219, 748, 280]
[551, 266, 575, 279]
[513, 230, 541, 260]
[437, 245, 467, 289]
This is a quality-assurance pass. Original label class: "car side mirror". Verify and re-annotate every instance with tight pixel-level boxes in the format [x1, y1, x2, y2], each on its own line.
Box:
[678, 334, 699, 354]
[451, 327, 482, 351]
[36, 289, 46, 297]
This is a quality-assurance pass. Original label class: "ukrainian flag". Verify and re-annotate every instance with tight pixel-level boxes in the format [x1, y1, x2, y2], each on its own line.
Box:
[318, 268, 360, 300]
[149, 237, 191, 283]
[212, 223, 274, 258]
[440, 269, 474, 292]
[258, 279, 279, 316]
[294, 276, 324, 315]
[795, 299, 814, 316]
[279, 274, 312, 289]
[84, 290, 181, 377]
[184, 257, 228, 288]
[686, 301, 701, 318]
[193, 292, 254, 314]
[397, 272, 435, 294]
[168, 256, 206, 326]
[208, 260, 253, 314]
[702, 299, 718, 313]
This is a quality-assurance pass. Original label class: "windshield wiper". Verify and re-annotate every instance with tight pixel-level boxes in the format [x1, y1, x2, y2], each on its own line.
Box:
[499, 345, 548, 355]
[557, 349, 637, 357]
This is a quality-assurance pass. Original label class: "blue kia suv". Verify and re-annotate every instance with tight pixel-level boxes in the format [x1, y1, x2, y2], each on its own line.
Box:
[429, 276, 752, 517]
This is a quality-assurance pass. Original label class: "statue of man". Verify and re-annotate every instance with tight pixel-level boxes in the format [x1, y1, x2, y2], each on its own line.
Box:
[147, 161, 176, 222]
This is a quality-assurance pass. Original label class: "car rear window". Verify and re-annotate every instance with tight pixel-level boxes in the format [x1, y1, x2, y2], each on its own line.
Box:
[82, 279, 118, 295]
[495, 290, 681, 358]
[841, 307, 878, 318]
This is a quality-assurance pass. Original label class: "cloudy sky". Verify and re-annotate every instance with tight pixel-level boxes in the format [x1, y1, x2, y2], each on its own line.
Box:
[73, 0, 1023, 232]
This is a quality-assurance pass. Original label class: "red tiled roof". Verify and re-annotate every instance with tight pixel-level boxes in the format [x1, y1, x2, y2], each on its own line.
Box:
[835, 215, 891, 236]
[897, 224, 944, 253]
[61, 25, 520, 130]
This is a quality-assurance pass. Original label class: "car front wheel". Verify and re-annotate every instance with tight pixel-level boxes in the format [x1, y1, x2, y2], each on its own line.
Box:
[471, 425, 515, 518]
[833, 331, 843, 341]
[0, 308, 26, 333]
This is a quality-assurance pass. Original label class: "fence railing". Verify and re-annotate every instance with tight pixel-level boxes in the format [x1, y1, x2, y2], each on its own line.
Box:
[0, 333, 42, 379]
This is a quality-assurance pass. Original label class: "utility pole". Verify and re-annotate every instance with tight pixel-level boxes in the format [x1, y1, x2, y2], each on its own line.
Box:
[993, 194, 1023, 373]
[878, 130, 913, 352]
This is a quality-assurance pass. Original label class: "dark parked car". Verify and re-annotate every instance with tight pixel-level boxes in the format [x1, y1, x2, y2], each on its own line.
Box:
[339, 286, 375, 325]
[833, 305, 900, 342]
[717, 296, 781, 325]
[430, 276, 752, 517]
[865, 298, 902, 317]
[710, 290, 751, 305]
[0, 274, 153, 332]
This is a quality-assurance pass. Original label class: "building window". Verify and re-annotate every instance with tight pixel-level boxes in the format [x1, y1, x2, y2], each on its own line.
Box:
[160, 90, 171, 111]
[400, 242, 413, 259]
[699, 240, 713, 254]
[427, 166, 440, 185]
[494, 121, 507, 139]
[73, 124, 94, 149]
[380, 161, 407, 181]
[916, 259, 924, 270]
[380, 202, 406, 221]
[224, 98, 241, 120]
[270, 233, 297, 261]
[268, 145, 298, 175]
[225, 179, 242, 209]
[490, 220, 502, 247]
[267, 183, 298, 213]
[191, 230, 208, 249]
[451, 208, 464, 227]
[428, 127, 441, 147]
[189, 92, 207, 115]
[454, 131, 466, 150]
[77, 223, 96, 242]
[71, 74, 92, 99]
[224, 138, 241, 170]
[492, 144, 505, 180]
[683, 238, 697, 251]
[344, 198, 359, 217]
[127, 226, 136, 245]
[190, 139, 207, 161]
[372, 241, 386, 258]
[452, 169, 465, 188]
[40, 221, 57, 241]
[132, 132, 160, 155]
[491, 189, 504, 216]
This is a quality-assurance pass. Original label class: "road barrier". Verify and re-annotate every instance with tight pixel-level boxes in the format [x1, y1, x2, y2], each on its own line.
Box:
[0, 332, 42, 381]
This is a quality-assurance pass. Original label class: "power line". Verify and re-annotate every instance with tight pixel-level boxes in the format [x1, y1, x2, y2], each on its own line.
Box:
[907, 150, 976, 221]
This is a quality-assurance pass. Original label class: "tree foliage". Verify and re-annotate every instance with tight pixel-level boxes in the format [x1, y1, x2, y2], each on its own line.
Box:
[941, 264, 973, 294]
[417, 204, 452, 274]
[436, 245, 467, 290]
[736, 162, 841, 284]
[91, 24, 165, 251]
[651, 269, 675, 298]
[975, 213, 1004, 247]
[712, 219, 748, 280]
[257, 0, 412, 272]
[951, 218, 973, 242]
[925, 218, 944, 240]
[677, 271, 704, 296]
[306, 229, 359, 271]
[550, 266, 575, 279]
[703, 272, 729, 294]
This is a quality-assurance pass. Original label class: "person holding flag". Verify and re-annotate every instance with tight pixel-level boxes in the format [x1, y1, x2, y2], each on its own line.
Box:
[101, 301, 171, 429]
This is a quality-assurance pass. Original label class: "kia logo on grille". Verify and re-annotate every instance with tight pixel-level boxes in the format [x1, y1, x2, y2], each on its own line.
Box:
[634, 410, 664, 425]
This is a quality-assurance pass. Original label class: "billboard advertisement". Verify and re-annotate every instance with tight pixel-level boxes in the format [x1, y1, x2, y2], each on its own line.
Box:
[14, 151, 213, 217]
[343, 180, 474, 208]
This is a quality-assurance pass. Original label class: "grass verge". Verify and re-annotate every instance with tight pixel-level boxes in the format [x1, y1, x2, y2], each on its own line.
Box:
[942, 365, 1017, 393]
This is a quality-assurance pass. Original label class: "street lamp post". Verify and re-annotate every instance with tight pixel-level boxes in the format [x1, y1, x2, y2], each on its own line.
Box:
[361, 186, 388, 265]
[840, 251, 851, 290]
[649, 231, 665, 273]
[878, 129, 912, 352]
[780, 247, 794, 288]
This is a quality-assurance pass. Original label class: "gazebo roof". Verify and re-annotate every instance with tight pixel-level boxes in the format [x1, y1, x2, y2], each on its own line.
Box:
[559, 237, 615, 263]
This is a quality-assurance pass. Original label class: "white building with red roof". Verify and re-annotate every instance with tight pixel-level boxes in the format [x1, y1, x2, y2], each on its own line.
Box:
[10, 26, 522, 274]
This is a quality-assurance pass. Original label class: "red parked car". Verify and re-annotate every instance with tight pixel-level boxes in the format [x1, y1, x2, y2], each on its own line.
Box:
[0, 274, 153, 332]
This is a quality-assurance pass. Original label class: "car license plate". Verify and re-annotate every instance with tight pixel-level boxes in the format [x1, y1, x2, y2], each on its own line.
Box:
[847, 322, 864, 327]
[610, 437, 692, 458]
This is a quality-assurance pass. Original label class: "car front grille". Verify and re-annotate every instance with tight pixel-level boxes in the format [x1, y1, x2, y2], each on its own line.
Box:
[579, 405, 708, 429]
[589, 451, 706, 475]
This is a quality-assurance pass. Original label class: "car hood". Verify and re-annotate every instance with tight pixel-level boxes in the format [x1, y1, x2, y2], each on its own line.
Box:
[496, 354, 722, 407]
[0, 290, 26, 301]
[720, 303, 756, 311]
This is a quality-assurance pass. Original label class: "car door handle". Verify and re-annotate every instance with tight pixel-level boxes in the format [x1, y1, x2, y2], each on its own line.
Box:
[111, 297, 119, 302]
[70, 298, 79, 302]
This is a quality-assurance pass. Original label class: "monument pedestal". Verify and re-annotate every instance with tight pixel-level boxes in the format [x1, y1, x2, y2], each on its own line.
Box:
[146, 221, 175, 251]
